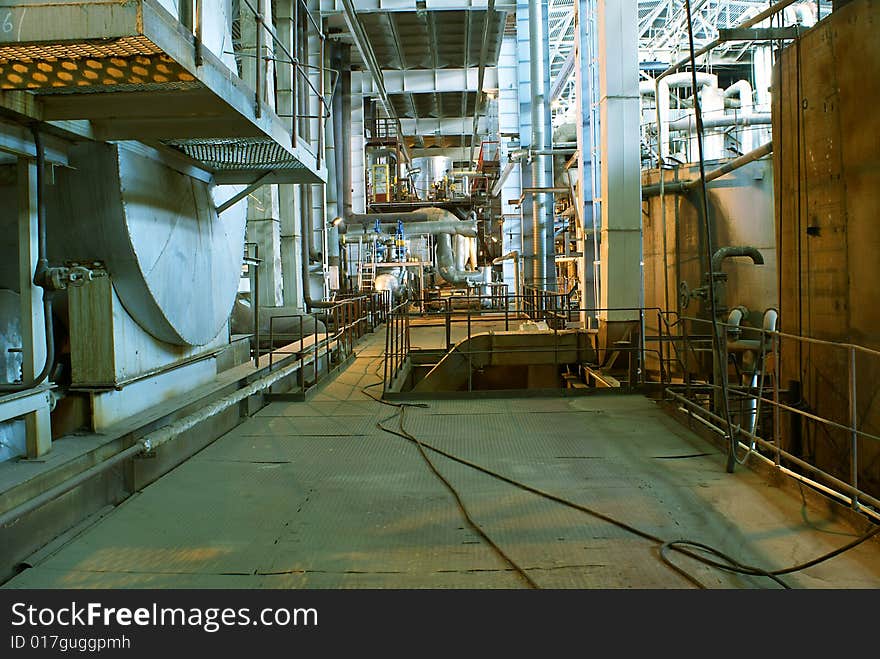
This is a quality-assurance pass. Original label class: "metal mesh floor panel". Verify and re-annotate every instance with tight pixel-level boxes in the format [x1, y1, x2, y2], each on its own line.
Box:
[163, 138, 306, 170]
[0, 37, 162, 62]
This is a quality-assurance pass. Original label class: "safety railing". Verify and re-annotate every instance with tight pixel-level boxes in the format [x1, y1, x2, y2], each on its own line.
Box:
[521, 285, 578, 329]
[185, 0, 332, 164]
[260, 292, 388, 395]
[384, 295, 680, 395]
[380, 294, 880, 519]
[336, 290, 392, 329]
[666, 315, 880, 516]
[383, 301, 411, 391]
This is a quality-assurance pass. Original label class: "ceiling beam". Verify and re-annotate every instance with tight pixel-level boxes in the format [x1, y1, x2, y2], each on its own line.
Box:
[339, 0, 413, 161]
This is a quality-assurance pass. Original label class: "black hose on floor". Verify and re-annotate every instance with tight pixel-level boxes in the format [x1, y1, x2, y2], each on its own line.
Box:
[356, 341, 880, 588]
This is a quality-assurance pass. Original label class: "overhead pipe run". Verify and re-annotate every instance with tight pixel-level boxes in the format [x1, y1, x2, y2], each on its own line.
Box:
[641, 140, 773, 197]
[656, 72, 718, 161]
[468, 0, 496, 165]
[668, 113, 770, 132]
[339, 0, 410, 162]
[650, 0, 802, 168]
[361, 208, 481, 286]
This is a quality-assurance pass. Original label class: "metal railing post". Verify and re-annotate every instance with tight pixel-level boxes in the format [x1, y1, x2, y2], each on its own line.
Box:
[383, 311, 390, 393]
[849, 345, 859, 509]
[252, 244, 260, 368]
[445, 299, 451, 351]
[773, 330, 781, 467]
[299, 316, 305, 392]
[254, 0, 264, 118]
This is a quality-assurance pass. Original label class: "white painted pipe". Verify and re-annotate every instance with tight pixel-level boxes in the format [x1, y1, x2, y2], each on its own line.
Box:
[668, 113, 771, 132]
[658, 72, 718, 160]
[454, 234, 469, 271]
[724, 80, 754, 151]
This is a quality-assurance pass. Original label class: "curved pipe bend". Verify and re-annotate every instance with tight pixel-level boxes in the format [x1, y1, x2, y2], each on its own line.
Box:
[711, 246, 764, 274]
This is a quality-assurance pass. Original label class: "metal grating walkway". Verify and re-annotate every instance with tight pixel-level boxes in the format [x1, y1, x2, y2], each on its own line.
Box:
[5, 330, 880, 589]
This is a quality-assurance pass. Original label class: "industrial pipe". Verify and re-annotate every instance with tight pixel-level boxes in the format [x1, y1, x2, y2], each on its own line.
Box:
[492, 250, 521, 308]
[328, 44, 345, 268]
[1, 127, 56, 393]
[724, 80, 753, 113]
[668, 112, 770, 132]
[300, 186, 335, 311]
[351, 212, 430, 224]
[642, 140, 773, 197]
[528, 0, 553, 289]
[340, 48, 353, 223]
[711, 246, 765, 273]
[656, 0, 803, 85]
[656, 72, 718, 161]
[435, 233, 484, 286]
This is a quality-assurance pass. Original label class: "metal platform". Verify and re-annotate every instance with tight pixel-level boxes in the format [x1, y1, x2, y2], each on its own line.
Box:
[0, 0, 323, 183]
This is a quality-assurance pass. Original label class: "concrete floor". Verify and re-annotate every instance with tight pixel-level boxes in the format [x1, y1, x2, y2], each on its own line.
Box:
[6, 324, 880, 589]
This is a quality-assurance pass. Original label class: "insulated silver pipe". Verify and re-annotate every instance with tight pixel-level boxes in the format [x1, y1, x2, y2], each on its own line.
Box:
[528, 0, 553, 290]
[435, 233, 484, 286]
[328, 45, 345, 267]
[340, 46, 353, 221]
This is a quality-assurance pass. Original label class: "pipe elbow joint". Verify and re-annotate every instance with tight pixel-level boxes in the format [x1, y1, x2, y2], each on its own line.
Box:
[711, 246, 764, 273]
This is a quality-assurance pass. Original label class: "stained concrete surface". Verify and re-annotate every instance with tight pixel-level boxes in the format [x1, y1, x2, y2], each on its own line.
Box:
[5, 325, 880, 589]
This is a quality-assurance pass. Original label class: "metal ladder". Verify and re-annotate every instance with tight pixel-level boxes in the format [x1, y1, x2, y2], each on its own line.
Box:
[357, 237, 377, 291]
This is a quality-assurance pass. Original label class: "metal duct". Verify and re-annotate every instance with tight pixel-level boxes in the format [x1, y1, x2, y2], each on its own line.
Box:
[230, 300, 326, 347]
[355, 207, 476, 237]
[45, 142, 245, 347]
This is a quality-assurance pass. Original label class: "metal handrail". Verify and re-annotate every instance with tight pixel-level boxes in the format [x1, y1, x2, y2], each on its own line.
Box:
[262, 292, 389, 395]
[670, 313, 879, 512]
[190, 0, 331, 164]
[384, 297, 677, 394]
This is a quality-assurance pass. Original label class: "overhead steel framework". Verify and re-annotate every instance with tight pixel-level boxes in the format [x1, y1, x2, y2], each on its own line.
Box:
[547, 0, 830, 128]
[0, 0, 328, 183]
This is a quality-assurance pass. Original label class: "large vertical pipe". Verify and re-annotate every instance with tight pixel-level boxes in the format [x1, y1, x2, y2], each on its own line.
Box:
[528, 0, 553, 290]
[340, 46, 353, 221]
[327, 44, 343, 270]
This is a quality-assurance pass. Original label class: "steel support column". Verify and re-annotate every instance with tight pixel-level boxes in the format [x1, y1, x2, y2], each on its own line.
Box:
[596, 0, 641, 328]
[575, 0, 599, 317]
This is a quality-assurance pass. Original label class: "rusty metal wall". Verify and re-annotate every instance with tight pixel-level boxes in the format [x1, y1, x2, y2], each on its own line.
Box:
[774, 0, 880, 497]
